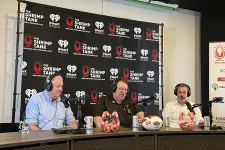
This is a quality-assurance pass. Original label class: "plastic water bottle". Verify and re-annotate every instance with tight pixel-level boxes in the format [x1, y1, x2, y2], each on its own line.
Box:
[165, 116, 171, 130]
[204, 116, 210, 130]
[19, 121, 29, 134]
[132, 116, 138, 131]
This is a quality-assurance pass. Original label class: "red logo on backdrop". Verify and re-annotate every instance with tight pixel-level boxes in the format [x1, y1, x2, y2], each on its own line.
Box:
[33, 61, 42, 74]
[24, 34, 33, 47]
[74, 41, 82, 53]
[131, 91, 137, 102]
[116, 45, 123, 56]
[90, 90, 98, 102]
[152, 50, 159, 60]
[214, 45, 225, 60]
[82, 65, 89, 77]
[218, 77, 225, 81]
[109, 23, 115, 34]
[146, 28, 152, 39]
[66, 16, 74, 28]
[123, 68, 130, 79]
[216, 117, 225, 120]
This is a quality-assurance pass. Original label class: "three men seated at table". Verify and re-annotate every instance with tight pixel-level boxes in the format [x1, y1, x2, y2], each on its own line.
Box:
[26, 73, 203, 130]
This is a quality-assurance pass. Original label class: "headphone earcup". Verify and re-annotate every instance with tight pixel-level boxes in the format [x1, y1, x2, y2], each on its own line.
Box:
[44, 72, 62, 92]
[111, 84, 117, 92]
[187, 87, 191, 97]
[44, 78, 53, 91]
[174, 88, 177, 96]
[111, 78, 118, 93]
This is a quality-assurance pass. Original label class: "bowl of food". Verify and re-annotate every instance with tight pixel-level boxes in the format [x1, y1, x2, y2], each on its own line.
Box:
[101, 111, 120, 132]
[178, 112, 196, 130]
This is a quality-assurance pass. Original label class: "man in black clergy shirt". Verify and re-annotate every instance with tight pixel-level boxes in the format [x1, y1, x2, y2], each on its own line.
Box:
[94, 77, 144, 128]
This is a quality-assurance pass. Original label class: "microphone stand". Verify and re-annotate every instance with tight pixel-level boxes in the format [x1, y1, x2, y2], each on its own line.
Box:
[129, 98, 155, 116]
[193, 103, 213, 127]
[193, 100, 223, 130]
[76, 100, 82, 129]
[62, 95, 87, 129]
[208, 102, 213, 127]
[64, 96, 86, 132]
[142, 101, 147, 116]
[143, 98, 155, 117]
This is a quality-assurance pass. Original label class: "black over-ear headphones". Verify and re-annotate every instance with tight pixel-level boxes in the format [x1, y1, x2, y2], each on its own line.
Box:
[111, 77, 129, 93]
[174, 83, 191, 97]
[44, 72, 63, 91]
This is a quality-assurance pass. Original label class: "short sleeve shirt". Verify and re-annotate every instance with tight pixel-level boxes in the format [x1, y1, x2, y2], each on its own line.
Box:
[94, 95, 141, 128]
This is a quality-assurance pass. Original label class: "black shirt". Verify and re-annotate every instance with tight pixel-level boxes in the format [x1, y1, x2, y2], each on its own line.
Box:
[94, 94, 142, 128]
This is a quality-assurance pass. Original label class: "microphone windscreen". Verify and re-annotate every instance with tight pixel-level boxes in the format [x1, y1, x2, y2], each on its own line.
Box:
[185, 101, 195, 114]
[154, 93, 159, 99]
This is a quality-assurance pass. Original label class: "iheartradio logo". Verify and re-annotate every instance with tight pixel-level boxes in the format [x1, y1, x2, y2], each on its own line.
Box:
[50, 14, 60, 22]
[141, 49, 148, 56]
[110, 68, 118, 75]
[64, 94, 70, 98]
[147, 71, 154, 77]
[58, 40, 68, 48]
[25, 89, 37, 97]
[67, 65, 77, 73]
[76, 91, 85, 97]
[134, 27, 141, 34]
[95, 21, 104, 29]
[21, 61, 27, 69]
[103, 45, 111, 52]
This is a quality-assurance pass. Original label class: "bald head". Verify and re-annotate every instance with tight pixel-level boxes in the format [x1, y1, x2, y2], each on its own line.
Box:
[48, 75, 63, 100]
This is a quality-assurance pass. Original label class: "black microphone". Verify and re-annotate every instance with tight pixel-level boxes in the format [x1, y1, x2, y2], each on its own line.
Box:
[145, 93, 159, 100]
[124, 104, 132, 115]
[123, 99, 137, 115]
[60, 95, 70, 108]
[193, 103, 202, 108]
[60, 95, 89, 108]
[123, 93, 159, 115]
[186, 101, 195, 115]
[140, 93, 159, 105]
[209, 97, 223, 104]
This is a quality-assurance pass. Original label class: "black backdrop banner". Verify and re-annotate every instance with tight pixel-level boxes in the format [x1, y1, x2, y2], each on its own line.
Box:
[21, 2, 162, 123]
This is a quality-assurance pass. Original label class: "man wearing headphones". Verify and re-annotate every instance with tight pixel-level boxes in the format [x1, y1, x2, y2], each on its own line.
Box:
[162, 83, 203, 128]
[26, 72, 77, 131]
[94, 77, 144, 128]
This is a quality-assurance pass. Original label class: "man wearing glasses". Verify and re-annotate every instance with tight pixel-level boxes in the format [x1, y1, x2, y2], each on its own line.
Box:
[94, 77, 144, 128]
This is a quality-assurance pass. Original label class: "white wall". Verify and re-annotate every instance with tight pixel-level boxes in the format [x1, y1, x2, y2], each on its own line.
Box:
[0, 0, 201, 123]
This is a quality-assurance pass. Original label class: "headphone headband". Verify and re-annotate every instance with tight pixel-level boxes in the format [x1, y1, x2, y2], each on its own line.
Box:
[174, 83, 191, 97]
[111, 77, 128, 93]
[44, 72, 63, 91]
